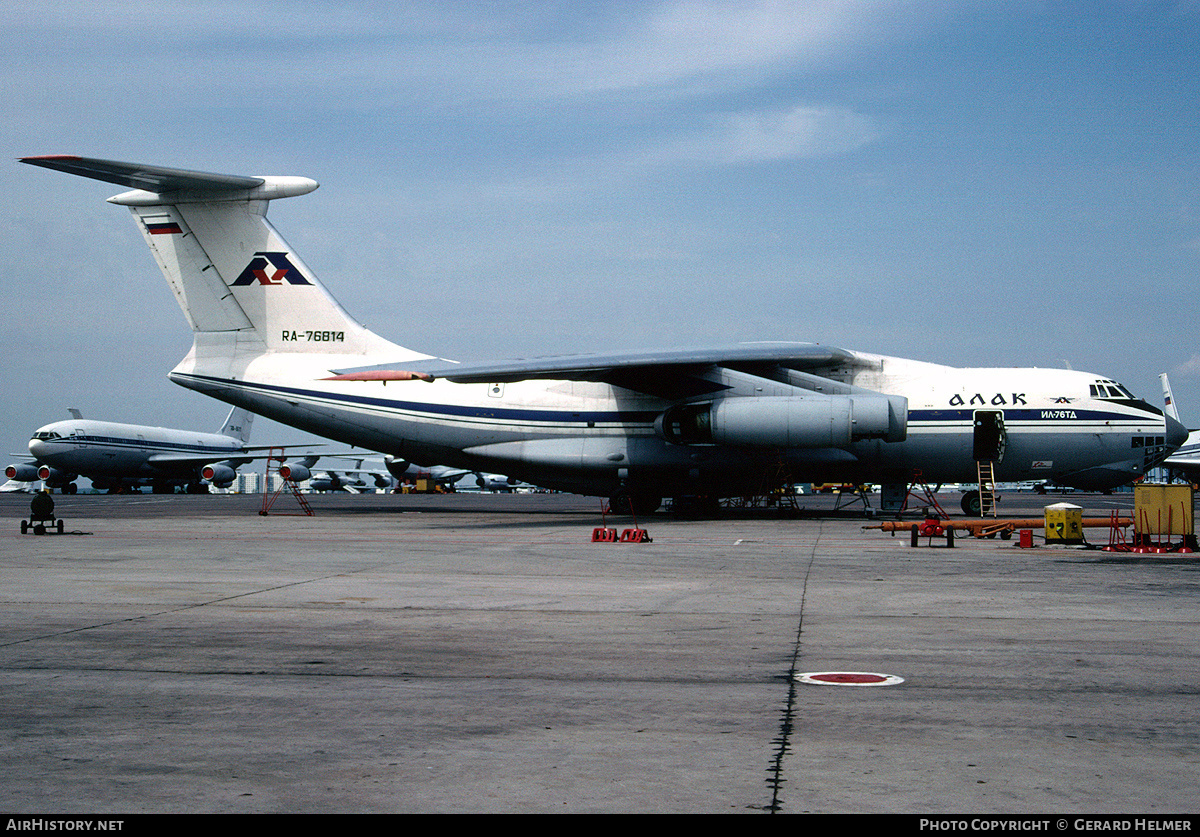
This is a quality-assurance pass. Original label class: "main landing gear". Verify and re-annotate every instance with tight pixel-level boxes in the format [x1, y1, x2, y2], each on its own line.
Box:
[961, 490, 982, 516]
[607, 491, 662, 517]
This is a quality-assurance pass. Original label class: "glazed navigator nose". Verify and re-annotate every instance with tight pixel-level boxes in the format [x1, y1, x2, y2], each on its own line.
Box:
[1166, 414, 1189, 452]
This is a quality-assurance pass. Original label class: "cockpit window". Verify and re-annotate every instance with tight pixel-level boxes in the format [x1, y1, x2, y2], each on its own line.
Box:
[32, 431, 61, 440]
[1091, 380, 1136, 400]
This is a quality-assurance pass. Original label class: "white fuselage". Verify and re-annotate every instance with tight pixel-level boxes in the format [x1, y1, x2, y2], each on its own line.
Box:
[29, 419, 245, 487]
[170, 347, 1179, 498]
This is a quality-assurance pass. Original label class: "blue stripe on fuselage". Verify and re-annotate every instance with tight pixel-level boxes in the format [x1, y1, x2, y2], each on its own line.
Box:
[178, 374, 1161, 429]
[176, 373, 663, 424]
[44, 435, 238, 456]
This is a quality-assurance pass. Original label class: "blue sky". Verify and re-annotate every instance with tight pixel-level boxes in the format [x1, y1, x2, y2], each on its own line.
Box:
[3, 1, 1199, 457]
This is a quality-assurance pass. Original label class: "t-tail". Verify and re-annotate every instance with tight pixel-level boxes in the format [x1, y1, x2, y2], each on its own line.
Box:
[1160, 373, 1182, 423]
[19, 156, 429, 382]
[218, 407, 254, 444]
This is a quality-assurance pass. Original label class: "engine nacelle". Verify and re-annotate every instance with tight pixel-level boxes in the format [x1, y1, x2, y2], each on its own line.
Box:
[37, 466, 75, 487]
[320, 472, 343, 490]
[5, 463, 39, 482]
[656, 394, 907, 448]
[384, 456, 412, 480]
[201, 463, 237, 487]
[278, 462, 311, 483]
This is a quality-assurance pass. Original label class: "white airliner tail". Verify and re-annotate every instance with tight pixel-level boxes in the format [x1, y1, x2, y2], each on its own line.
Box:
[21, 156, 417, 365]
[218, 407, 254, 443]
[1161, 373, 1182, 423]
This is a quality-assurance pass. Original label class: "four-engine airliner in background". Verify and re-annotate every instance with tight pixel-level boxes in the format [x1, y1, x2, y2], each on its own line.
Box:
[7, 406, 257, 493]
[7, 406, 325, 494]
[19, 155, 1187, 514]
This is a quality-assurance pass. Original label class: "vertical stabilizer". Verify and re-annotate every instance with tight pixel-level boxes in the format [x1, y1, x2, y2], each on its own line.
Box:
[20, 156, 416, 362]
[219, 407, 254, 443]
[1161, 373, 1181, 423]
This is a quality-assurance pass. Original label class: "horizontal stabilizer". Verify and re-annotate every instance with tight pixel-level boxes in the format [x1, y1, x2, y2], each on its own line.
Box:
[20, 155, 263, 193]
[19, 155, 317, 204]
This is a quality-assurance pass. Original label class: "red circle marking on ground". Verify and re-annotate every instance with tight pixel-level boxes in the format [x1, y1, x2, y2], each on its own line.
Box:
[813, 673, 887, 684]
[795, 671, 905, 686]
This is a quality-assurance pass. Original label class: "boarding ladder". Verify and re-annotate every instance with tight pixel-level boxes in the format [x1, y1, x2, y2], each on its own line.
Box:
[976, 460, 997, 517]
[259, 448, 314, 516]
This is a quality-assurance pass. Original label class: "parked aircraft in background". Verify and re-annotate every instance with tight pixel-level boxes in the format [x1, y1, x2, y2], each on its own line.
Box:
[301, 456, 521, 493]
[304, 458, 394, 493]
[6, 407, 257, 493]
[1160, 374, 1200, 482]
[307, 468, 377, 493]
[470, 472, 533, 492]
[23, 155, 1188, 515]
[383, 456, 470, 490]
[279, 454, 512, 493]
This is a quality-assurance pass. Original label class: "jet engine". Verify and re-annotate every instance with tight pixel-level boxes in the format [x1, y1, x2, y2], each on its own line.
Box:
[36, 465, 76, 490]
[309, 472, 342, 491]
[200, 463, 237, 487]
[278, 462, 311, 483]
[656, 394, 907, 448]
[5, 463, 40, 482]
[384, 456, 411, 480]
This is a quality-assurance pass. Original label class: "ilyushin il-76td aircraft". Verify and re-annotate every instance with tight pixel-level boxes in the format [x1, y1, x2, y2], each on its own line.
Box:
[21, 155, 1187, 515]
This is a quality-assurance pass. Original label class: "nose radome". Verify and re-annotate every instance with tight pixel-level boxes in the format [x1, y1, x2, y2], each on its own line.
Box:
[1165, 414, 1189, 451]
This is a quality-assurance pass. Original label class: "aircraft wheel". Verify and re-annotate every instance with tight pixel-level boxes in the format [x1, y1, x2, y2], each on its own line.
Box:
[961, 490, 981, 516]
[608, 492, 634, 515]
[20, 520, 28, 534]
[609, 491, 660, 516]
[34, 524, 45, 536]
[57, 519, 64, 534]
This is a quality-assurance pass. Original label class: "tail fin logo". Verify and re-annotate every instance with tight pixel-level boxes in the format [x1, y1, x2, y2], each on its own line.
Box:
[231, 252, 312, 286]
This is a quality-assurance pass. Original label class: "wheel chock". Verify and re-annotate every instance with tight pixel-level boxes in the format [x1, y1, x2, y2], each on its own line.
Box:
[592, 527, 618, 542]
[619, 528, 652, 543]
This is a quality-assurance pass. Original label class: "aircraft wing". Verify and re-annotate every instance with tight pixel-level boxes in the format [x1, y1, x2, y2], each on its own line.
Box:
[330, 343, 866, 399]
[145, 445, 323, 467]
[146, 454, 254, 468]
[241, 444, 325, 452]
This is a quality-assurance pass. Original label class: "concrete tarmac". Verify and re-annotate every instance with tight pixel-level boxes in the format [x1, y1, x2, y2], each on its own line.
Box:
[0, 490, 1197, 814]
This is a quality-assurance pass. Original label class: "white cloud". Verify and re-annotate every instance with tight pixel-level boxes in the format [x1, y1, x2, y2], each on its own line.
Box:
[1173, 355, 1200, 378]
[653, 104, 883, 165]
[443, 0, 932, 101]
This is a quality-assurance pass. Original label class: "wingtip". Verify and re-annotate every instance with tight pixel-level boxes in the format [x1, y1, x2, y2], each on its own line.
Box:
[19, 155, 81, 163]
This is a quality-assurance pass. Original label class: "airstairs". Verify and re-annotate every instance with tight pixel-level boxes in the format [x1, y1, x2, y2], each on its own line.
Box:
[976, 460, 997, 517]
